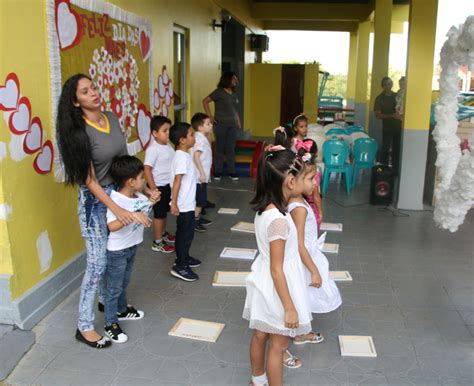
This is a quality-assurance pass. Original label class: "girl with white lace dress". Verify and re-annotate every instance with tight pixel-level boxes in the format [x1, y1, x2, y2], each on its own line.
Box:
[243, 146, 317, 386]
[288, 145, 342, 345]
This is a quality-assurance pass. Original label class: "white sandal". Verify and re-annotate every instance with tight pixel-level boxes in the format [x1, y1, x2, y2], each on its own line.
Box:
[293, 331, 324, 345]
[282, 350, 302, 369]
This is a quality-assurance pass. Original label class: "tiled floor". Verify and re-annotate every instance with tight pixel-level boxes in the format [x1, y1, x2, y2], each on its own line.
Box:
[6, 176, 474, 385]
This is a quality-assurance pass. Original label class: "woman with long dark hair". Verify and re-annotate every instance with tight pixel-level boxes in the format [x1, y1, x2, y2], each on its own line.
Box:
[202, 71, 241, 181]
[56, 74, 146, 348]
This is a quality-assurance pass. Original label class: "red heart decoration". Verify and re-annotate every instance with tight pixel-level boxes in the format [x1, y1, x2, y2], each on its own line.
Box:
[0, 73, 20, 111]
[33, 140, 54, 174]
[136, 104, 151, 149]
[23, 116, 44, 154]
[8, 96, 31, 134]
[140, 30, 151, 62]
[55, 0, 83, 50]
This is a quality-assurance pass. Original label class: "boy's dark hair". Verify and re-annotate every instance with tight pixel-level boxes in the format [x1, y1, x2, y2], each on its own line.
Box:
[110, 155, 144, 188]
[150, 115, 172, 132]
[251, 148, 304, 215]
[381, 76, 392, 87]
[191, 112, 209, 131]
[169, 122, 191, 148]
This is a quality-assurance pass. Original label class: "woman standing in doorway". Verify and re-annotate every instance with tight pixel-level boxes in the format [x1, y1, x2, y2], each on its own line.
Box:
[56, 74, 148, 348]
[203, 71, 241, 181]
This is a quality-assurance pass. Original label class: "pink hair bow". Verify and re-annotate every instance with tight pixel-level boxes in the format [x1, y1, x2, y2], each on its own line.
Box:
[295, 139, 312, 152]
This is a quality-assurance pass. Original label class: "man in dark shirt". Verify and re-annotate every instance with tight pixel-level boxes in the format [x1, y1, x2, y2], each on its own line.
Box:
[374, 76, 402, 173]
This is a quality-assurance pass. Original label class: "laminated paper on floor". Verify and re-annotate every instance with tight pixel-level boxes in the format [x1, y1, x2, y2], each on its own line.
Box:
[329, 271, 353, 282]
[212, 271, 249, 287]
[322, 243, 339, 254]
[168, 318, 225, 343]
[230, 221, 255, 233]
[320, 222, 343, 232]
[220, 247, 257, 260]
[338, 335, 377, 357]
[218, 208, 239, 215]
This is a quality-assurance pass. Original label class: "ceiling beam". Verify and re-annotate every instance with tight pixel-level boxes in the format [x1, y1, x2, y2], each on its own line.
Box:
[252, 2, 372, 22]
[263, 20, 358, 32]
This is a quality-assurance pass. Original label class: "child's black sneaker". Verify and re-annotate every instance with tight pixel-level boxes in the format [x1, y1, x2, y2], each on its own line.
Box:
[105, 323, 128, 343]
[194, 223, 207, 233]
[170, 265, 199, 282]
[199, 217, 213, 226]
[205, 200, 216, 209]
[229, 173, 239, 181]
[213, 174, 222, 181]
[117, 306, 144, 321]
[186, 256, 202, 268]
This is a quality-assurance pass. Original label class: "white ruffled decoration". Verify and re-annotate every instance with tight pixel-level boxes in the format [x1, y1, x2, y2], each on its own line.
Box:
[433, 16, 474, 232]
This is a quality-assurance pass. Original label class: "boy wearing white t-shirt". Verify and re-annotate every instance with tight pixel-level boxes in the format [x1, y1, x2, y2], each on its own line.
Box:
[105, 156, 158, 343]
[169, 122, 201, 282]
[144, 116, 176, 254]
[191, 112, 214, 233]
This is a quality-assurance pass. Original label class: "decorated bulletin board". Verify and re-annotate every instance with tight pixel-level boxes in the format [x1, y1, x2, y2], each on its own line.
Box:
[47, 0, 154, 170]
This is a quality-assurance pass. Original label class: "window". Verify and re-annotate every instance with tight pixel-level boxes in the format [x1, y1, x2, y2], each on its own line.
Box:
[173, 25, 187, 122]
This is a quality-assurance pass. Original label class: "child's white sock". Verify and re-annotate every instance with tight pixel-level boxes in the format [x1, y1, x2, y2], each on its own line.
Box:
[154, 239, 162, 243]
[251, 373, 268, 385]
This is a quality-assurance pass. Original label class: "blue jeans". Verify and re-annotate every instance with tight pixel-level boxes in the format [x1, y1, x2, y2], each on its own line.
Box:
[175, 211, 195, 268]
[104, 245, 138, 326]
[214, 124, 237, 174]
[77, 184, 113, 332]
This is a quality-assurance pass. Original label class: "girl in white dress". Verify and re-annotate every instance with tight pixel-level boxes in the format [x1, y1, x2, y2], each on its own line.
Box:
[289, 142, 342, 345]
[243, 146, 315, 386]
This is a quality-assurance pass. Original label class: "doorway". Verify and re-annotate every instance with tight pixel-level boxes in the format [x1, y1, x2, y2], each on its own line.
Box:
[173, 25, 188, 122]
[221, 18, 245, 127]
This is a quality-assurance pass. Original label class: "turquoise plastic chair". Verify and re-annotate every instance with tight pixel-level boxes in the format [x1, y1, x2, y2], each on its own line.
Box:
[352, 138, 378, 187]
[322, 140, 352, 194]
[346, 125, 366, 134]
[325, 127, 348, 136]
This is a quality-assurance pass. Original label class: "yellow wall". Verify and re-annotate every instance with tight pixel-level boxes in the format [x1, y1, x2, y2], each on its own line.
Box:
[247, 63, 319, 137]
[304, 64, 319, 122]
[0, 0, 260, 299]
[247, 63, 282, 137]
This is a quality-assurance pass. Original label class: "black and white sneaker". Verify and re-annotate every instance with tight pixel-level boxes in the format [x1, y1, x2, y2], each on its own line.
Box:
[186, 256, 202, 268]
[199, 217, 213, 226]
[170, 265, 199, 282]
[213, 174, 222, 181]
[194, 223, 207, 233]
[205, 200, 216, 209]
[117, 306, 144, 321]
[105, 323, 128, 343]
[229, 173, 239, 181]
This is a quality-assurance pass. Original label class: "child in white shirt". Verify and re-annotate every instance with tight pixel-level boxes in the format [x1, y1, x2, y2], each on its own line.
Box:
[169, 122, 201, 282]
[191, 112, 214, 233]
[144, 116, 176, 254]
[105, 156, 158, 343]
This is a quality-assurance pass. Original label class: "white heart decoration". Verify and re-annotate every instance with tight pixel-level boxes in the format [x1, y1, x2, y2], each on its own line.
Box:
[33, 140, 53, 174]
[161, 103, 168, 118]
[158, 76, 166, 98]
[165, 91, 171, 106]
[167, 80, 173, 98]
[23, 117, 43, 154]
[162, 68, 169, 85]
[0, 74, 20, 111]
[8, 97, 31, 134]
[137, 106, 151, 149]
[153, 89, 160, 110]
[57, 2, 79, 49]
